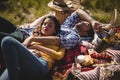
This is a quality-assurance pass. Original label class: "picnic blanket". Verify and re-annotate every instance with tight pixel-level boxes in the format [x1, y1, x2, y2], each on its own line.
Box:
[51, 45, 120, 80]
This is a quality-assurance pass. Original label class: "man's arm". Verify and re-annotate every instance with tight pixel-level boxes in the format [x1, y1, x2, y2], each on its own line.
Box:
[76, 9, 96, 24]
[76, 9, 102, 32]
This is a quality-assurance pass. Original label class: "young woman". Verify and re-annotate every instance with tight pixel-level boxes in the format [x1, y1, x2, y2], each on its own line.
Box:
[0, 15, 65, 80]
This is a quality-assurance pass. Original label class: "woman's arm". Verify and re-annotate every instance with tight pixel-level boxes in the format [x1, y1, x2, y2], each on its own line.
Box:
[29, 44, 65, 60]
[32, 36, 60, 45]
[30, 11, 55, 28]
[22, 36, 61, 47]
[19, 12, 55, 28]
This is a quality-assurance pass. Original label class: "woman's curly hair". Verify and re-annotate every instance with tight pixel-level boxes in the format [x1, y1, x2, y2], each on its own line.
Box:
[33, 15, 61, 36]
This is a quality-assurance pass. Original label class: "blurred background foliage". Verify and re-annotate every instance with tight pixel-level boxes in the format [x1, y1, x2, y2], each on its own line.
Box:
[0, 0, 120, 26]
[0, 0, 51, 25]
[81, 0, 120, 25]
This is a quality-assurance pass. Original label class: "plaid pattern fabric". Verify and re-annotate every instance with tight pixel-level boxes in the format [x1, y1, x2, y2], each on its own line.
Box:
[19, 27, 35, 39]
[62, 12, 81, 29]
[60, 28, 81, 49]
[60, 12, 81, 49]
[60, 12, 93, 49]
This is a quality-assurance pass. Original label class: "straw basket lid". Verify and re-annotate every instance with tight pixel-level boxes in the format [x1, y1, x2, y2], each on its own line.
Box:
[48, 0, 71, 11]
[48, 0, 83, 11]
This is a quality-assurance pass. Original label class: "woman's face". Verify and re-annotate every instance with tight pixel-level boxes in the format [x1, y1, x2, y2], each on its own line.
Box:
[41, 18, 56, 36]
[76, 21, 91, 37]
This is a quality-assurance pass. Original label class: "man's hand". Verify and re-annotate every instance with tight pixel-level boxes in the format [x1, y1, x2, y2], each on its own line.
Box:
[81, 41, 96, 49]
[91, 20, 103, 33]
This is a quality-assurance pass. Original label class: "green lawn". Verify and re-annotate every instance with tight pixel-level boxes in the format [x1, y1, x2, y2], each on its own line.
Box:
[0, 0, 120, 26]
[0, 0, 51, 25]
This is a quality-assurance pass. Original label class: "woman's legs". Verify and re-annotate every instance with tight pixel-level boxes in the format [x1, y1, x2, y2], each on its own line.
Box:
[0, 36, 49, 80]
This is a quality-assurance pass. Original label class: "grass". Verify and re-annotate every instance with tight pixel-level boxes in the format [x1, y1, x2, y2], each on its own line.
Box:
[0, 0, 51, 25]
[0, 0, 120, 26]
[90, 9, 120, 25]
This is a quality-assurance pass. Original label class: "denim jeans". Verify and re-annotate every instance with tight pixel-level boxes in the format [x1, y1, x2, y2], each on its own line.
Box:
[0, 16, 17, 75]
[0, 36, 49, 80]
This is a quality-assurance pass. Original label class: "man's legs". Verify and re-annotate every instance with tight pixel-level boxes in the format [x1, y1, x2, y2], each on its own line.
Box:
[0, 16, 17, 75]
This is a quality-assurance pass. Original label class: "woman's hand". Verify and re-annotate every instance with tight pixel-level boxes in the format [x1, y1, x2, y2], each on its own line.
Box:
[22, 36, 34, 47]
[29, 44, 53, 55]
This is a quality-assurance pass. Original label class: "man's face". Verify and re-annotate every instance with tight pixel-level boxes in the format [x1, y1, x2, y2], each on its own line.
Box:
[75, 21, 91, 37]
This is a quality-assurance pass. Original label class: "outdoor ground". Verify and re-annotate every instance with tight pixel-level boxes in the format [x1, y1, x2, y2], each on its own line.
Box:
[0, 0, 120, 26]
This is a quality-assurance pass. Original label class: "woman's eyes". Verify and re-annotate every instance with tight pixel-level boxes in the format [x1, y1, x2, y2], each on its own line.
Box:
[43, 23, 52, 27]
